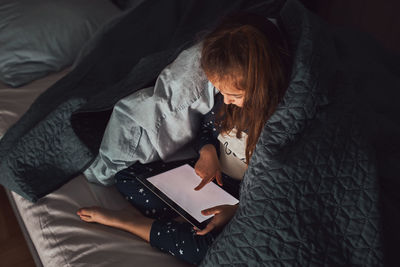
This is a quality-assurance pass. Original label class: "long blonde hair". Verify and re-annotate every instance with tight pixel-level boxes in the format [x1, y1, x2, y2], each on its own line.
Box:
[201, 13, 290, 164]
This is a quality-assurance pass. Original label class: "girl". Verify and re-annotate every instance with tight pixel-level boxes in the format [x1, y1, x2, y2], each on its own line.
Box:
[77, 13, 290, 265]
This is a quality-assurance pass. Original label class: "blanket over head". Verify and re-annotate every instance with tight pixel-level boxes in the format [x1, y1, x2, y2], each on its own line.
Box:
[202, 1, 400, 266]
[1, 0, 400, 265]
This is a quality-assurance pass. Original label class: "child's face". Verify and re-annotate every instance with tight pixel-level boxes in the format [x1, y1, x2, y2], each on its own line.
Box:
[212, 80, 245, 108]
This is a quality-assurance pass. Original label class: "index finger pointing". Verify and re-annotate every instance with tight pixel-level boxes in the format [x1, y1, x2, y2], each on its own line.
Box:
[194, 180, 207, 191]
[194, 176, 212, 191]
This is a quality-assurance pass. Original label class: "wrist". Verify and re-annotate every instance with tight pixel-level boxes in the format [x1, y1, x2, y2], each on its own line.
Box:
[199, 144, 217, 157]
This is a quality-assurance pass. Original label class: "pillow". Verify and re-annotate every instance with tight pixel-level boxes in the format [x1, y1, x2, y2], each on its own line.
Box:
[0, 0, 120, 87]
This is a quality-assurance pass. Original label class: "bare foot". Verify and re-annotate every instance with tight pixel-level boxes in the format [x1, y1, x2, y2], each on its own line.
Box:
[77, 206, 154, 242]
[77, 206, 137, 226]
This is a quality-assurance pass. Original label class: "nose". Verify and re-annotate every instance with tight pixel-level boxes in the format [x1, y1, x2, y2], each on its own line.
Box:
[223, 96, 234, 105]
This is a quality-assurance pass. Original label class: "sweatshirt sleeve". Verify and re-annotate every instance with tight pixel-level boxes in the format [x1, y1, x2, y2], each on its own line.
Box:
[192, 93, 223, 154]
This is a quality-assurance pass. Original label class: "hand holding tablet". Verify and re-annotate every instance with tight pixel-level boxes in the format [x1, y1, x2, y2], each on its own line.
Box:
[195, 204, 239, 235]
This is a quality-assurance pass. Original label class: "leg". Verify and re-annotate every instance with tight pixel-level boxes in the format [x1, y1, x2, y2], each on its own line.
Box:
[149, 220, 216, 265]
[77, 205, 154, 242]
[77, 164, 179, 242]
[77, 207, 216, 265]
[114, 166, 179, 220]
[78, 162, 239, 264]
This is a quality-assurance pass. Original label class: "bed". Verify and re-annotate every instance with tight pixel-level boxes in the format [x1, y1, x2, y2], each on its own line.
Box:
[2, 0, 400, 266]
[0, 0, 193, 265]
[0, 71, 192, 266]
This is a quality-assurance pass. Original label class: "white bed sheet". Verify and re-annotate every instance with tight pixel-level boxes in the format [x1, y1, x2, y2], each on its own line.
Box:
[0, 71, 191, 267]
[0, 69, 70, 138]
[10, 175, 191, 267]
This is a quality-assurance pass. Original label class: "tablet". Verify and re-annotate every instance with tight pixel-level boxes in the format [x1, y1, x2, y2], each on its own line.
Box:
[135, 164, 239, 229]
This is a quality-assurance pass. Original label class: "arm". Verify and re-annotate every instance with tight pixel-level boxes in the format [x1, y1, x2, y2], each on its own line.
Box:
[192, 94, 223, 190]
[194, 144, 222, 190]
[192, 107, 220, 155]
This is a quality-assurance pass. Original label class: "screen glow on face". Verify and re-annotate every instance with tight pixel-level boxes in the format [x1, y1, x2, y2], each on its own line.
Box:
[213, 81, 245, 107]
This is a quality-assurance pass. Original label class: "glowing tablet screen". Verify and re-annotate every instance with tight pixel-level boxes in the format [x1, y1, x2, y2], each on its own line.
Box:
[147, 164, 239, 223]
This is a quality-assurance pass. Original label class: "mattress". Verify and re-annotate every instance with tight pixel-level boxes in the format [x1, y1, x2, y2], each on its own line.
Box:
[0, 70, 191, 267]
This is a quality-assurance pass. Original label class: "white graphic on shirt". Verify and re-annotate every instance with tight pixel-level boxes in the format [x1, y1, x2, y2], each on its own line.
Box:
[217, 129, 248, 180]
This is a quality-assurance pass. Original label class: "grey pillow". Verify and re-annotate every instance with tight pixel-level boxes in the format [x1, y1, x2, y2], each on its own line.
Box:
[0, 0, 120, 87]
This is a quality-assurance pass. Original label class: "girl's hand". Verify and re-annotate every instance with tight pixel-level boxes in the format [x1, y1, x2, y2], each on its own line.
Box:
[194, 144, 222, 190]
[195, 204, 238, 235]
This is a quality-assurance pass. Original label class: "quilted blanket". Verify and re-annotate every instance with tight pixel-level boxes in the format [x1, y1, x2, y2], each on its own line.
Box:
[1, 0, 400, 265]
[202, 1, 400, 266]
[0, 0, 283, 201]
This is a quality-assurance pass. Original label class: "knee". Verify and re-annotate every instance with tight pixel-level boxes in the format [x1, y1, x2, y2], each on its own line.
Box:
[114, 171, 138, 195]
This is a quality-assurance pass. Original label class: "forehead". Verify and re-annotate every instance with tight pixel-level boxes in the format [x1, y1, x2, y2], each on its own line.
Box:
[211, 79, 244, 95]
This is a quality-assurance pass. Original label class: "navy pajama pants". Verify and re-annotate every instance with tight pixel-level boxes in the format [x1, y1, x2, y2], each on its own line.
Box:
[114, 160, 240, 265]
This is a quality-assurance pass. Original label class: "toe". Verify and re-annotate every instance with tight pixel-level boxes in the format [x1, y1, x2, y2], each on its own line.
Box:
[77, 207, 97, 216]
[79, 215, 93, 222]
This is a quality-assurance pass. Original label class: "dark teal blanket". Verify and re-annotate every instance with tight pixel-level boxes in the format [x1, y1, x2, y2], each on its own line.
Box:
[1, 0, 399, 265]
[0, 0, 283, 201]
[202, 1, 400, 266]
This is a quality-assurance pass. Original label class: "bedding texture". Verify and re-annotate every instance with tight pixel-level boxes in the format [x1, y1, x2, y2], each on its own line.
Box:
[1, 0, 400, 265]
[0, 0, 120, 87]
